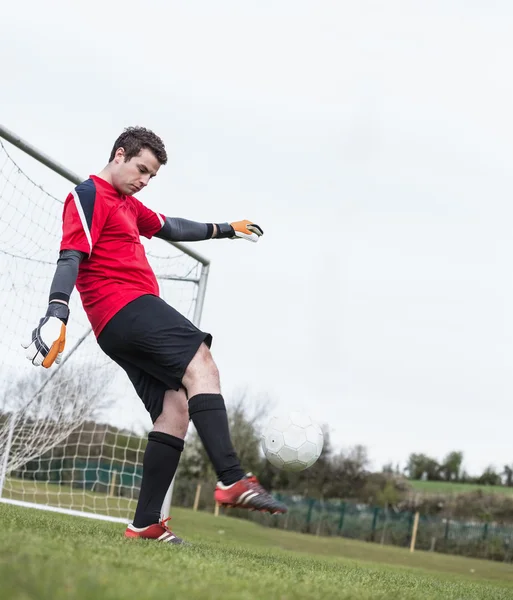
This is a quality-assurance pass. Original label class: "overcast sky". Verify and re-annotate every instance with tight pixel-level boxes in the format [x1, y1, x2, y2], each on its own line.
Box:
[3, 1, 513, 475]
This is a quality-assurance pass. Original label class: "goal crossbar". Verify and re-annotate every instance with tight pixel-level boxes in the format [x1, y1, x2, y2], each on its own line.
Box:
[0, 124, 210, 269]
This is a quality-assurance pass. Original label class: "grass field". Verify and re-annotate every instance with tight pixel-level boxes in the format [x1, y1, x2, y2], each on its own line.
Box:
[409, 480, 513, 496]
[1, 503, 513, 599]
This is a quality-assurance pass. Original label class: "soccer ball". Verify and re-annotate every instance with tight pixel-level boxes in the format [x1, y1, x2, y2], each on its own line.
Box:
[261, 411, 324, 472]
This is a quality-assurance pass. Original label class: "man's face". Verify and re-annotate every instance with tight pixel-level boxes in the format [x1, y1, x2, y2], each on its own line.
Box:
[111, 148, 161, 196]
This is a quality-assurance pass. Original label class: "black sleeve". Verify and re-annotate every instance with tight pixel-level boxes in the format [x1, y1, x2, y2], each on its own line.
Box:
[154, 217, 214, 242]
[48, 250, 86, 304]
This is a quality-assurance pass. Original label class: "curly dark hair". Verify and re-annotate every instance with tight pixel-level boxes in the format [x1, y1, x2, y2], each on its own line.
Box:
[109, 126, 168, 165]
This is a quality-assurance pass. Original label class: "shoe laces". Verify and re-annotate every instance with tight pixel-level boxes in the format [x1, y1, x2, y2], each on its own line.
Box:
[159, 517, 173, 532]
[245, 474, 267, 494]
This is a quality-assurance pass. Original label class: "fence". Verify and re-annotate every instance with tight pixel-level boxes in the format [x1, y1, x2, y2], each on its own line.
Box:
[221, 490, 513, 563]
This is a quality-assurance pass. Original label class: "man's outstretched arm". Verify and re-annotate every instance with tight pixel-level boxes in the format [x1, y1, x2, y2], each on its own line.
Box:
[154, 217, 264, 243]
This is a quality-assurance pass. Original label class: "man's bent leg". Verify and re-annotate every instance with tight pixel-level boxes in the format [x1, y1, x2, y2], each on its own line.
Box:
[183, 344, 245, 486]
[183, 344, 287, 514]
[132, 388, 188, 528]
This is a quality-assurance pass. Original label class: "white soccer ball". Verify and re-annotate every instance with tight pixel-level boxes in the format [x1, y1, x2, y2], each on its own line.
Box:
[261, 411, 324, 472]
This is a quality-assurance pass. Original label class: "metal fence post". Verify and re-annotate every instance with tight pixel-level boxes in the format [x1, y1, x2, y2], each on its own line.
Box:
[306, 498, 316, 532]
[370, 506, 380, 541]
[337, 501, 346, 535]
[444, 519, 451, 541]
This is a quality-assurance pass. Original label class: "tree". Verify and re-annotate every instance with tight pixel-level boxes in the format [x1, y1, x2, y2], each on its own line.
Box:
[405, 453, 441, 481]
[175, 428, 213, 481]
[477, 466, 502, 487]
[321, 443, 369, 499]
[440, 451, 464, 482]
[228, 390, 269, 472]
[376, 479, 401, 545]
[503, 465, 513, 487]
[1, 363, 113, 420]
[0, 363, 116, 475]
[298, 426, 334, 498]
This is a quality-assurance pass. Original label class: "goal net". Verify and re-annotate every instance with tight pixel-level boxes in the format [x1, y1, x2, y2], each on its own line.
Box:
[0, 133, 209, 522]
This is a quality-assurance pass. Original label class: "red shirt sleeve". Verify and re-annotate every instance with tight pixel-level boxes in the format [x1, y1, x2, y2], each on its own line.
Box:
[133, 197, 165, 239]
[60, 180, 110, 257]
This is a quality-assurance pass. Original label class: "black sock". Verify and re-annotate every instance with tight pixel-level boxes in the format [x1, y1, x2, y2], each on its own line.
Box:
[188, 393, 245, 486]
[133, 431, 184, 528]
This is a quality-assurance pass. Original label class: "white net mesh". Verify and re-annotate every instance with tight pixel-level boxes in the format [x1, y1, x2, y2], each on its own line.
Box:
[0, 138, 207, 520]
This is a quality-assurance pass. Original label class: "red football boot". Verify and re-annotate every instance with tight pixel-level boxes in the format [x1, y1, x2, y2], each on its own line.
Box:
[215, 473, 287, 514]
[124, 517, 184, 544]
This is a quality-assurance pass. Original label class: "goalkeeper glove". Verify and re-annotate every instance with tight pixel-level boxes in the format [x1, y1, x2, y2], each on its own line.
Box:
[216, 220, 264, 242]
[22, 302, 69, 368]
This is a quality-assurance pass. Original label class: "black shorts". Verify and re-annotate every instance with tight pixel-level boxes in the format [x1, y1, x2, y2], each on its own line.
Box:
[97, 294, 212, 423]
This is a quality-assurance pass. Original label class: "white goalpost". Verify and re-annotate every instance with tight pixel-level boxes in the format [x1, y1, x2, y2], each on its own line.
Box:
[0, 125, 210, 523]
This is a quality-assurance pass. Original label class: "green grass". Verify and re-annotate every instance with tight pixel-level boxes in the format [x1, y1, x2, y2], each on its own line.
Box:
[1, 503, 513, 599]
[409, 480, 513, 496]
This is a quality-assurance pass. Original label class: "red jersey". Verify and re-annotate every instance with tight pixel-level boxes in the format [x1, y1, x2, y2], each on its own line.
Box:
[60, 175, 165, 337]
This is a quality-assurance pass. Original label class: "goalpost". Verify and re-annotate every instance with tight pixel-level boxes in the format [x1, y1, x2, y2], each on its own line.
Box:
[0, 125, 210, 523]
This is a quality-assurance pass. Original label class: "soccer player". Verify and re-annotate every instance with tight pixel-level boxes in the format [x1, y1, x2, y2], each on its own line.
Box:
[23, 126, 287, 544]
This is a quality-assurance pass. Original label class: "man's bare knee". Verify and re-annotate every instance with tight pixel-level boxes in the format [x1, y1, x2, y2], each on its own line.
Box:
[183, 343, 220, 394]
[153, 388, 189, 438]
[186, 343, 219, 378]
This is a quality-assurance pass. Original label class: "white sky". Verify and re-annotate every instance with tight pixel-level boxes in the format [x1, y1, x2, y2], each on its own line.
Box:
[2, 0, 513, 475]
